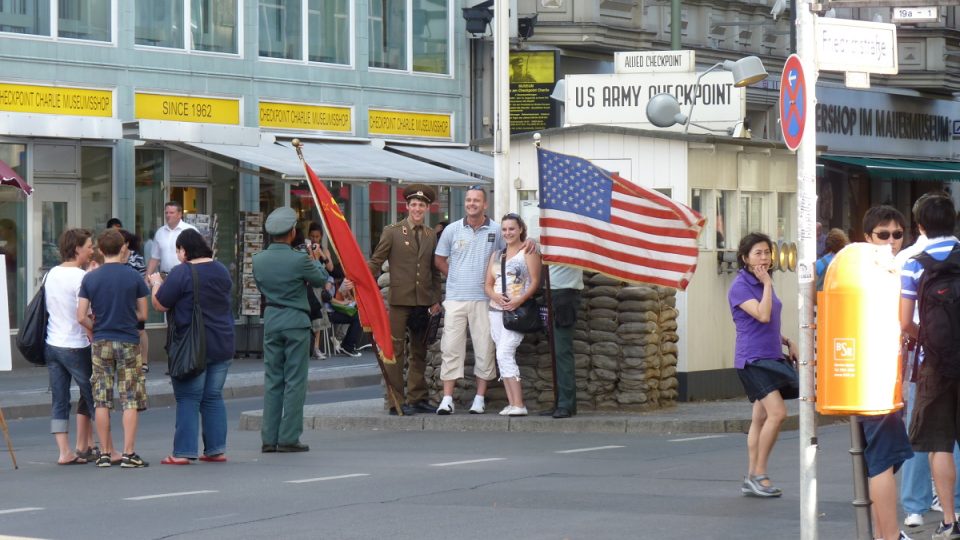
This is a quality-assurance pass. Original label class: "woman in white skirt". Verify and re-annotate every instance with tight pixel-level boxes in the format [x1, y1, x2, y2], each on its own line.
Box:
[485, 213, 542, 416]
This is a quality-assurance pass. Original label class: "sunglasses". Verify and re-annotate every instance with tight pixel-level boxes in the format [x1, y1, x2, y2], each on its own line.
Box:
[467, 185, 486, 191]
[871, 230, 904, 240]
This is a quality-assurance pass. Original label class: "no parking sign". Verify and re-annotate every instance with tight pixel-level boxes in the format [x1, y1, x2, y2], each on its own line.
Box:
[779, 54, 807, 151]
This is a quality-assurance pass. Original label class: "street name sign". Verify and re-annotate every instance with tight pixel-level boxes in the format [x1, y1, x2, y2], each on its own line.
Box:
[614, 50, 695, 74]
[814, 18, 898, 74]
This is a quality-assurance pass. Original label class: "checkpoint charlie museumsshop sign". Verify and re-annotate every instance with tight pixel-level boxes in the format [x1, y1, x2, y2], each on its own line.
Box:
[564, 71, 745, 133]
[816, 86, 960, 160]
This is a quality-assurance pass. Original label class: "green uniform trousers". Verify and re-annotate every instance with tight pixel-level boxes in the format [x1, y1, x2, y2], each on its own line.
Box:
[261, 326, 311, 445]
[552, 289, 580, 413]
[385, 305, 428, 405]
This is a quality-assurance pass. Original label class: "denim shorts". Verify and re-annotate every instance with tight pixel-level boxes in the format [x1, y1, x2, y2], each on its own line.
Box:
[859, 411, 913, 478]
[737, 358, 799, 403]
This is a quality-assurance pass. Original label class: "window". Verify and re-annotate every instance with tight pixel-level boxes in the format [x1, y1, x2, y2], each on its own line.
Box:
[308, 0, 349, 64]
[79, 146, 112, 232]
[135, 0, 183, 48]
[777, 192, 796, 244]
[368, 0, 406, 70]
[1, 0, 112, 41]
[740, 192, 767, 241]
[135, 0, 238, 53]
[0, 143, 27, 328]
[135, 149, 166, 324]
[259, 0, 302, 59]
[411, 0, 447, 74]
[718, 190, 735, 249]
[58, 0, 111, 41]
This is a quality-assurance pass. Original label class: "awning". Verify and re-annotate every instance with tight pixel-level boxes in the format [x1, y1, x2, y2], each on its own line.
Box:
[0, 158, 31, 196]
[167, 138, 486, 185]
[383, 142, 494, 180]
[821, 155, 960, 182]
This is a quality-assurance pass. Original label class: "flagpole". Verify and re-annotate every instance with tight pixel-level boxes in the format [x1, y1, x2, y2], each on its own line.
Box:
[535, 135, 560, 407]
[492, 0, 511, 219]
[291, 139, 406, 416]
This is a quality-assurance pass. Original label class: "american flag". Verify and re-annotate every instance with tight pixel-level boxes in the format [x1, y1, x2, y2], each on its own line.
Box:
[537, 147, 704, 290]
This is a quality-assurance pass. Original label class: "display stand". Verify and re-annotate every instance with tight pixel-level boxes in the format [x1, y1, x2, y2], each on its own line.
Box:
[236, 212, 264, 357]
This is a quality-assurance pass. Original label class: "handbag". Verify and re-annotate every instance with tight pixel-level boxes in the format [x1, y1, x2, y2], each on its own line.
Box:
[166, 263, 206, 381]
[500, 253, 542, 334]
[16, 274, 49, 366]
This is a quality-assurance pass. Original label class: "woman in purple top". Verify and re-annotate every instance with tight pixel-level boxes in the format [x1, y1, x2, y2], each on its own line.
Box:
[728, 232, 798, 498]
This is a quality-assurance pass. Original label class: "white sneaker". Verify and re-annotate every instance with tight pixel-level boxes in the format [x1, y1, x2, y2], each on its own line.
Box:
[499, 405, 513, 416]
[507, 406, 528, 416]
[903, 513, 923, 527]
[436, 396, 454, 415]
[469, 395, 485, 414]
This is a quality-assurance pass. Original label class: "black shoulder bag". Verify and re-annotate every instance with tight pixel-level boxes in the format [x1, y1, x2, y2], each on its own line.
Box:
[16, 273, 49, 366]
[500, 253, 542, 334]
[166, 263, 207, 380]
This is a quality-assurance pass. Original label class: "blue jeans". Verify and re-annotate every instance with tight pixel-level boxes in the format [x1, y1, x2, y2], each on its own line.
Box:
[44, 344, 94, 434]
[900, 379, 960, 514]
[170, 359, 231, 458]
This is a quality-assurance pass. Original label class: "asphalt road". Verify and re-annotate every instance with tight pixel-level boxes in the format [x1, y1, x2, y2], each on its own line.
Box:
[0, 387, 885, 539]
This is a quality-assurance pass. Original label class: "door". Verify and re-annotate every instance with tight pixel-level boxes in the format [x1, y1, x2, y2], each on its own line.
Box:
[32, 181, 80, 285]
[170, 184, 209, 214]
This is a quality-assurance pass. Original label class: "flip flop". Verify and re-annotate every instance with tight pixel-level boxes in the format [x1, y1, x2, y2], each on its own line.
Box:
[198, 454, 227, 463]
[161, 456, 191, 465]
[58, 456, 87, 465]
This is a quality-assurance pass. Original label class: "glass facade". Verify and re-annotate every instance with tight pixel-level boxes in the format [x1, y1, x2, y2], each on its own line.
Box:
[259, 0, 302, 59]
[135, 0, 184, 48]
[0, 0, 50, 35]
[191, 0, 238, 53]
[58, 0, 111, 41]
[308, 0, 349, 64]
[0, 144, 27, 327]
[412, 0, 447, 74]
[368, 0, 406, 70]
[135, 149, 165, 324]
[80, 146, 113, 233]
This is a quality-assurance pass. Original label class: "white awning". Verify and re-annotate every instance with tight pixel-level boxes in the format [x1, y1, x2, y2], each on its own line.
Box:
[165, 137, 487, 185]
[384, 142, 494, 180]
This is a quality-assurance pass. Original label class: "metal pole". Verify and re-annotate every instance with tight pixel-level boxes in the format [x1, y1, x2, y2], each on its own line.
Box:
[671, 0, 681, 50]
[849, 417, 873, 540]
[493, 0, 511, 219]
[796, 1, 819, 539]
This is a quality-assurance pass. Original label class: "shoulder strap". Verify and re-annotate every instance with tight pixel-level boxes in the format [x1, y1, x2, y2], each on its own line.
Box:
[188, 263, 202, 316]
[501, 253, 507, 295]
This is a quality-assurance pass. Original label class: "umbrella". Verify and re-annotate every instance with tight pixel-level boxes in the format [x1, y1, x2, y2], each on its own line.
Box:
[0, 158, 31, 196]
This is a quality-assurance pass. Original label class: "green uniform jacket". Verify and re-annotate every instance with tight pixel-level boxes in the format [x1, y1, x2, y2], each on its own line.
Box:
[253, 243, 329, 330]
[368, 217, 441, 307]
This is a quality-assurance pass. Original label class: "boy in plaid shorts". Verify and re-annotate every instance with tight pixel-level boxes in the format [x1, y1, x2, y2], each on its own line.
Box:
[77, 229, 150, 468]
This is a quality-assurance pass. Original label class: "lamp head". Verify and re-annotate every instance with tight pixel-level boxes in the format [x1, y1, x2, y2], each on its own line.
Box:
[645, 93, 688, 128]
[722, 56, 768, 87]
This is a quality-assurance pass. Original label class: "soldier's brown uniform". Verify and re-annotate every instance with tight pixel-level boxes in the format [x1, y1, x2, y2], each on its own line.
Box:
[368, 216, 442, 407]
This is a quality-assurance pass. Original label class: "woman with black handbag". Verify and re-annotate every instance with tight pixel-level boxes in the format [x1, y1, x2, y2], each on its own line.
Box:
[484, 214, 541, 417]
[149, 229, 234, 465]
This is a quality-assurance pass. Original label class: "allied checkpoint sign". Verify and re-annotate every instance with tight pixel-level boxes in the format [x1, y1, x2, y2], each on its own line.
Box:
[564, 71, 747, 134]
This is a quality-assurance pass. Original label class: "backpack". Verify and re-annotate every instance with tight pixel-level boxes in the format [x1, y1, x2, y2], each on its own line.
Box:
[16, 274, 49, 366]
[915, 245, 960, 378]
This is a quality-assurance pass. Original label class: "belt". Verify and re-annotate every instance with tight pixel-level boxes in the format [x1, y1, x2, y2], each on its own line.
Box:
[265, 302, 310, 316]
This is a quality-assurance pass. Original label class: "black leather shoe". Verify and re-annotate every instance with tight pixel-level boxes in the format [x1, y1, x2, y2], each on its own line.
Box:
[261, 444, 278, 453]
[539, 408, 557, 417]
[277, 442, 310, 453]
[411, 401, 436, 414]
[552, 408, 573, 419]
[388, 404, 417, 416]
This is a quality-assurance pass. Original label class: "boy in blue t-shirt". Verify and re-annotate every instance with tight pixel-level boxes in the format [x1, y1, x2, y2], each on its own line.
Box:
[77, 229, 150, 468]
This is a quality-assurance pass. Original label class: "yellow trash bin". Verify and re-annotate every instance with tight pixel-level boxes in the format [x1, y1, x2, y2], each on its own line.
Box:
[816, 242, 903, 416]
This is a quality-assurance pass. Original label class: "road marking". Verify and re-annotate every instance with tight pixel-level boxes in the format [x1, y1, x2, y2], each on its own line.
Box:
[285, 473, 370, 484]
[555, 445, 625, 454]
[668, 435, 727, 442]
[430, 458, 506, 467]
[124, 490, 218, 501]
[0, 507, 43, 515]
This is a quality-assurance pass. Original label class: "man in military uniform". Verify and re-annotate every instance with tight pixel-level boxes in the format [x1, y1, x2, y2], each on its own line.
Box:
[253, 207, 329, 452]
[369, 184, 442, 416]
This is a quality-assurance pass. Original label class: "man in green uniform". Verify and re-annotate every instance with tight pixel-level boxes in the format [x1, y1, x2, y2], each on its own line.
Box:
[369, 184, 442, 416]
[254, 207, 328, 452]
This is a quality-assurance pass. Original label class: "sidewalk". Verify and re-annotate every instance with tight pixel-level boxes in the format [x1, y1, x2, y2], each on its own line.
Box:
[0, 354, 381, 421]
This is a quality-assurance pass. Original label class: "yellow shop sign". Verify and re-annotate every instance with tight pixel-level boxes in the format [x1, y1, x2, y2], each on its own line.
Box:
[368, 109, 451, 139]
[259, 101, 352, 132]
[135, 93, 240, 125]
[0, 83, 113, 117]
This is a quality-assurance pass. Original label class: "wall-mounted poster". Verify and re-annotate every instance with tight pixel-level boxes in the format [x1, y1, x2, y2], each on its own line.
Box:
[510, 51, 558, 134]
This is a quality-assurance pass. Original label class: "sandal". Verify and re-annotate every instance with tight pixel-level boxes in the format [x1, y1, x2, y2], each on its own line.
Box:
[76, 446, 100, 461]
[743, 474, 782, 498]
[199, 454, 227, 463]
[58, 456, 87, 465]
[160, 455, 190, 465]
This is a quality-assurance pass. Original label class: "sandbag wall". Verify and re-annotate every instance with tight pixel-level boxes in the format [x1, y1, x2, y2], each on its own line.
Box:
[377, 263, 679, 412]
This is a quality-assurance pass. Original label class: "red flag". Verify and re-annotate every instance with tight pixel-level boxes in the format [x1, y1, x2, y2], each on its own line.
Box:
[537, 147, 705, 290]
[299, 158, 396, 365]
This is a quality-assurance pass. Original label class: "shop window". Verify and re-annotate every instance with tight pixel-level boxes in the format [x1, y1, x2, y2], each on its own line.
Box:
[80, 146, 112, 233]
[259, 0, 302, 59]
[191, 0, 238, 53]
[0, 143, 27, 328]
[411, 0, 448, 74]
[58, 0, 111, 41]
[289, 180, 352, 254]
[135, 0, 184, 48]
[777, 192, 796, 244]
[0, 0, 51, 36]
[308, 0, 350, 64]
[209, 164, 238, 313]
[135, 148, 166, 324]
